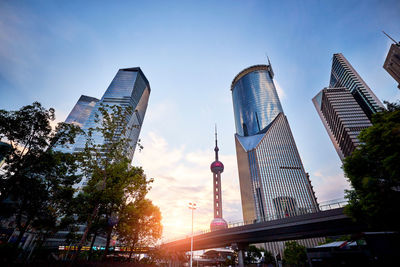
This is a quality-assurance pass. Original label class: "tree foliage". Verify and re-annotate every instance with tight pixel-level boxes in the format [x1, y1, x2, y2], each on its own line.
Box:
[263, 249, 276, 265]
[283, 241, 307, 267]
[72, 103, 160, 260]
[244, 245, 263, 264]
[0, 102, 81, 249]
[343, 101, 400, 230]
[116, 198, 162, 250]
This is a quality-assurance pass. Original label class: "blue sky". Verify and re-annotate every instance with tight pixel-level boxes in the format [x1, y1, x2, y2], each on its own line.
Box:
[1, 0, 399, 239]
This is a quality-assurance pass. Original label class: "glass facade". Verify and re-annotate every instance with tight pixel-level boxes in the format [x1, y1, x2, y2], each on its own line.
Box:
[55, 95, 99, 154]
[330, 53, 384, 119]
[232, 64, 318, 223]
[65, 95, 99, 128]
[231, 65, 283, 136]
[74, 68, 150, 161]
[60, 68, 150, 188]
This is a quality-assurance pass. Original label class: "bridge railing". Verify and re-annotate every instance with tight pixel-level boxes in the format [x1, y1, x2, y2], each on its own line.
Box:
[163, 199, 348, 243]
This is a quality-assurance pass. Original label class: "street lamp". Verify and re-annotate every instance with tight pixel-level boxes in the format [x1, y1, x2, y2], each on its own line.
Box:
[188, 202, 197, 267]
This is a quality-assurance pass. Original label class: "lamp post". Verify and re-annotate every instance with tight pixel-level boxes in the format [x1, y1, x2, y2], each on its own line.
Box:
[188, 202, 197, 267]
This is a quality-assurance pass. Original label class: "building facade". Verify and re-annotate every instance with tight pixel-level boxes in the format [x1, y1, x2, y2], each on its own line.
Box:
[312, 88, 372, 161]
[231, 63, 319, 224]
[329, 53, 384, 119]
[46, 68, 151, 249]
[56, 95, 99, 154]
[313, 54, 383, 161]
[65, 95, 99, 128]
[73, 68, 150, 161]
[383, 43, 400, 89]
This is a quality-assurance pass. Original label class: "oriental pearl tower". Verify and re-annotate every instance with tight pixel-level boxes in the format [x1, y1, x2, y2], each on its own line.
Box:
[210, 127, 228, 231]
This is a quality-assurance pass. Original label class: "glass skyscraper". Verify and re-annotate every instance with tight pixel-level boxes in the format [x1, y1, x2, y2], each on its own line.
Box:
[57, 68, 150, 189]
[313, 54, 383, 161]
[56, 95, 99, 154]
[73, 68, 150, 159]
[231, 63, 319, 224]
[65, 95, 99, 128]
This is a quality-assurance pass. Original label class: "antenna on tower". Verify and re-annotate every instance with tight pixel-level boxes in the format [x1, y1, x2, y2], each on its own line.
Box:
[265, 54, 274, 79]
[214, 124, 219, 161]
[383, 31, 399, 45]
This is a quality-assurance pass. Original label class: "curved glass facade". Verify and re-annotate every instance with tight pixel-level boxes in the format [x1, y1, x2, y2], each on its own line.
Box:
[232, 63, 319, 223]
[232, 65, 283, 136]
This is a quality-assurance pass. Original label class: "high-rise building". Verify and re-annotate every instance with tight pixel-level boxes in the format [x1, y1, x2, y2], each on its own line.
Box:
[231, 62, 319, 224]
[329, 53, 384, 119]
[56, 68, 150, 189]
[312, 88, 372, 161]
[313, 54, 383, 161]
[73, 68, 150, 160]
[56, 95, 99, 154]
[382, 33, 400, 89]
[65, 95, 99, 128]
[210, 127, 228, 231]
[46, 67, 150, 249]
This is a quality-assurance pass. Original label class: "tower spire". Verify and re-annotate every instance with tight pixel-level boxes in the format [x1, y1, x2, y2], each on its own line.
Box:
[214, 124, 219, 161]
[383, 31, 399, 45]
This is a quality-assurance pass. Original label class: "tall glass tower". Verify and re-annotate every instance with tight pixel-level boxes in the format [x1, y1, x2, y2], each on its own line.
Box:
[59, 68, 150, 188]
[56, 95, 99, 154]
[74, 68, 150, 160]
[231, 62, 318, 223]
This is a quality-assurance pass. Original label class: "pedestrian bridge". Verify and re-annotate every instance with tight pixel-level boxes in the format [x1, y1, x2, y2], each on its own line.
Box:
[161, 200, 367, 252]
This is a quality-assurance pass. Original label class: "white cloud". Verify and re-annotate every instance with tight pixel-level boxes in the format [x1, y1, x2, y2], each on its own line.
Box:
[132, 131, 242, 240]
[274, 79, 286, 100]
[312, 170, 350, 203]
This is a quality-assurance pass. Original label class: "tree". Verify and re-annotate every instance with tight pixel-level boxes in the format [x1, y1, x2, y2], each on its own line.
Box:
[343, 101, 400, 230]
[72, 103, 156, 260]
[263, 250, 276, 266]
[282, 241, 307, 267]
[244, 245, 263, 264]
[0, 102, 81, 251]
[116, 198, 162, 259]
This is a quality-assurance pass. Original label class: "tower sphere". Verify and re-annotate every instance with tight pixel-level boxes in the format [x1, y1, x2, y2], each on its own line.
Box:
[210, 217, 228, 231]
[210, 160, 224, 173]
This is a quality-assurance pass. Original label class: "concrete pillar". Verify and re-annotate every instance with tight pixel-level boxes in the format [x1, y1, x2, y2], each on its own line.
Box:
[232, 242, 248, 267]
[237, 249, 245, 267]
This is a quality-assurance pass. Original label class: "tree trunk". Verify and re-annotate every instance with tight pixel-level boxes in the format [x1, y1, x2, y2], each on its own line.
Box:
[129, 250, 133, 260]
[102, 226, 112, 261]
[88, 231, 97, 261]
[14, 216, 32, 249]
[71, 203, 99, 264]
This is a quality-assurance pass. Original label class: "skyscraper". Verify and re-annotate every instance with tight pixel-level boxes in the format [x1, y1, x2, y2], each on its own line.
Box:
[65, 95, 99, 128]
[313, 54, 383, 161]
[312, 88, 372, 161]
[231, 62, 319, 224]
[56, 95, 99, 154]
[46, 68, 150, 249]
[210, 127, 228, 231]
[382, 33, 400, 89]
[74, 67, 150, 160]
[58, 68, 150, 188]
[329, 53, 384, 119]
